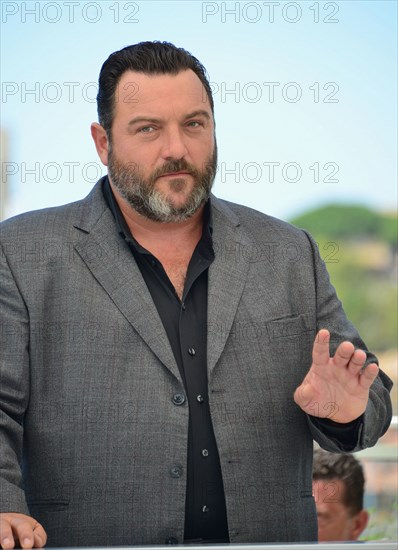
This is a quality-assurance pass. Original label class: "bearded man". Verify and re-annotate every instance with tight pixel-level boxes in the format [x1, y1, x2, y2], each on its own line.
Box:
[0, 42, 392, 548]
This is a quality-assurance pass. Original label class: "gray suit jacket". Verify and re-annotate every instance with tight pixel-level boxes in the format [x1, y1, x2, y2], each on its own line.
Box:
[0, 179, 392, 546]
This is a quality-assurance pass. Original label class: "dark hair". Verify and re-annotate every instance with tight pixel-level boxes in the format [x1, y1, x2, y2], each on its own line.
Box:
[97, 41, 214, 137]
[313, 449, 365, 515]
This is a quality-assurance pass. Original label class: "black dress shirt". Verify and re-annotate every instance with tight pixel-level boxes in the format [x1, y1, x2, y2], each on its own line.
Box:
[103, 178, 229, 543]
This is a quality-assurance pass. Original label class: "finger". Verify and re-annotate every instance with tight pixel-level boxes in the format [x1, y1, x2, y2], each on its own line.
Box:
[312, 329, 331, 366]
[0, 519, 15, 550]
[347, 349, 367, 375]
[33, 523, 47, 548]
[333, 340, 355, 368]
[359, 363, 379, 390]
[9, 520, 35, 549]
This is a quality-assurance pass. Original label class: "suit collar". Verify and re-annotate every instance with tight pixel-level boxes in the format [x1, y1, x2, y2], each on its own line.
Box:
[72, 177, 109, 234]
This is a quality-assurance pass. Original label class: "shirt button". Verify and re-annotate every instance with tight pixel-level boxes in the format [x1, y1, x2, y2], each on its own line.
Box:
[201, 449, 209, 457]
[202, 505, 209, 513]
[188, 348, 196, 356]
[172, 393, 185, 406]
[196, 395, 204, 403]
[169, 465, 183, 478]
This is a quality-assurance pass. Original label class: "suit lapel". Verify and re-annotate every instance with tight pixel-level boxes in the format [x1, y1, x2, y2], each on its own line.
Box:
[72, 182, 254, 383]
[207, 197, 251, 378]
[72, 181, 182, 383]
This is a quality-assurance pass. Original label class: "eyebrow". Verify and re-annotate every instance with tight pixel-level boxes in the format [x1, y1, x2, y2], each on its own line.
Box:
[127, 110, 211, 127]
[184, 110, 211, 121]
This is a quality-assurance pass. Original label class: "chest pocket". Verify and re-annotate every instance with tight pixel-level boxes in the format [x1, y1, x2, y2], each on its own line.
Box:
[267, 313, 312, 340]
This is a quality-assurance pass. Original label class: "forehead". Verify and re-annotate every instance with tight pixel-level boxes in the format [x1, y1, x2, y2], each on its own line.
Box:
[313, 479, 348, 510]
[113, 69, 211, 118]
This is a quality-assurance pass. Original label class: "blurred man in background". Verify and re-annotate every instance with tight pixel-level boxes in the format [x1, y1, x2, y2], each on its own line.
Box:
[313, 448, 369, 541]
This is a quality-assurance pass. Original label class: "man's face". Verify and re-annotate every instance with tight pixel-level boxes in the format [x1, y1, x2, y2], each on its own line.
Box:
[313, 479, 367, 542]
[105, 69, 216, 223]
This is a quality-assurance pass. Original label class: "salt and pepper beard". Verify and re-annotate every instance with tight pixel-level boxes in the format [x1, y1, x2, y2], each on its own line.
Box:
[107, 142, 217, 223]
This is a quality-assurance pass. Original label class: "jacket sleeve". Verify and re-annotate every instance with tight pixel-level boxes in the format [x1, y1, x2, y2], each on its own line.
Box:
[0, 240, 30, 514]
[301, 230, 393, 452]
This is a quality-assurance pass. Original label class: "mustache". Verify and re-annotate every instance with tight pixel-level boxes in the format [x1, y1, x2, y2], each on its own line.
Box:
[151, 159, 201, 180]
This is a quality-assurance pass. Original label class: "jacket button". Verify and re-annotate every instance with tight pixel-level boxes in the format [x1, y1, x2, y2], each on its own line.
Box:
[196, 394, 204, 403]
[172, 393, 185, 406]
[188, 347, 196, 356]
[170, 465, 183, 478]
[201, 449, 209, 457]
[165, 537, 179, 545]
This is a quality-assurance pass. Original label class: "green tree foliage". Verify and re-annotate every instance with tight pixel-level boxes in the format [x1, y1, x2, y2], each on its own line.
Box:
[289, 205, 397, 352]
[291, 204, 397, 248]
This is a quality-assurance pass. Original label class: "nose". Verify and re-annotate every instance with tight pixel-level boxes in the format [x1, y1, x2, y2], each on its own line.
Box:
[160, 126, 188, 160]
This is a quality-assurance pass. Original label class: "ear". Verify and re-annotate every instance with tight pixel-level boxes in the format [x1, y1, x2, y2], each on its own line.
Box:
[91, 122, 109, 166]
[351, 509, 369, 540]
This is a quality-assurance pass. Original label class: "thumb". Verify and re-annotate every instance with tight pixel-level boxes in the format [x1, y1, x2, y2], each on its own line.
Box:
[294, 382, 316, 410]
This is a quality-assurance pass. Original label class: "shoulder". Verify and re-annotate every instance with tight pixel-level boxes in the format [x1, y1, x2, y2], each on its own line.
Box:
[0, 179, 107, 243]
[211, 194, 314, 245]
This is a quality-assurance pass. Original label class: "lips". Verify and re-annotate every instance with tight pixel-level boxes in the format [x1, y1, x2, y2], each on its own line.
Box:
[159, 171, 191, 177]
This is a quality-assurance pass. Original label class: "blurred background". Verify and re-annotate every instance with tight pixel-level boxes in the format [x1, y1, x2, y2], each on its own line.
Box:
[1, 0, 397, 541]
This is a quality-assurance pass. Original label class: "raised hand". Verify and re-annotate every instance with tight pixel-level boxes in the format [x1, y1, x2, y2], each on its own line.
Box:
[294, 329, 379, 423]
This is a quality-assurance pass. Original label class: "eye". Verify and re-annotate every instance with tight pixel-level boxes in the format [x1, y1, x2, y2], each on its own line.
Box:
[138, 126, 156, 133]
[186, 121, 202, 128]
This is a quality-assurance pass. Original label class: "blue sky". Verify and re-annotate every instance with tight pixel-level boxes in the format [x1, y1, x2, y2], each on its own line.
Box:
[1, 0, 397, 220]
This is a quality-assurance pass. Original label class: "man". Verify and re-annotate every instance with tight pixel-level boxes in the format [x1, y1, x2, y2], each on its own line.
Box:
[0, 41, 393, 548]
[313, 449, 369, 541]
